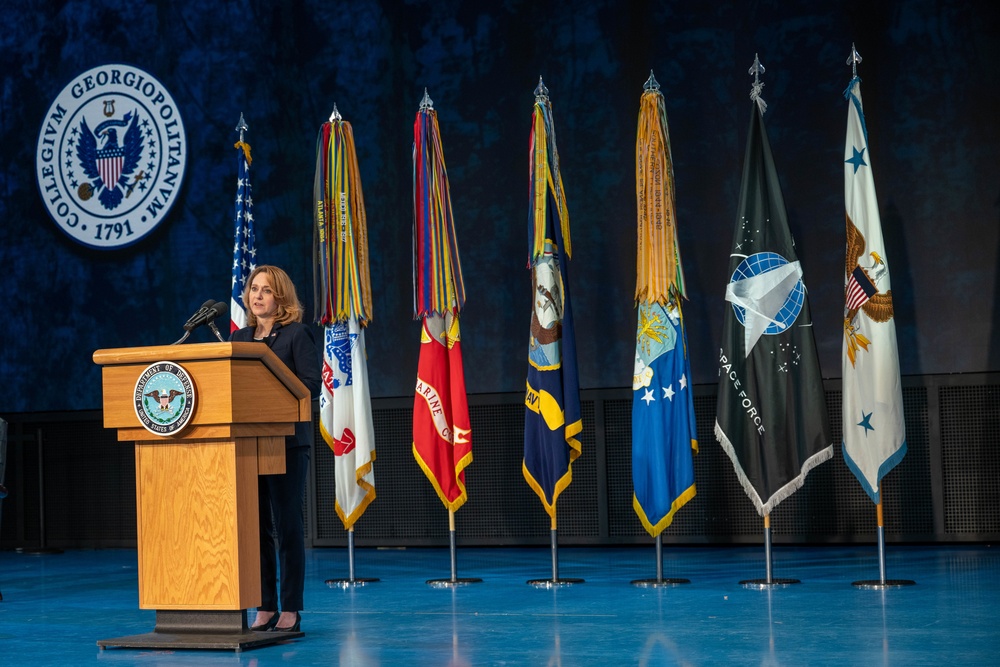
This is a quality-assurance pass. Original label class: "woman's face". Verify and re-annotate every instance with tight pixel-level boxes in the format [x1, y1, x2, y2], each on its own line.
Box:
[249, 272, 279, 321]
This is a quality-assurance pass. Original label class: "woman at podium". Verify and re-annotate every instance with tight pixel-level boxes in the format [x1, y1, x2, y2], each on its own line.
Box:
[231, 265, 321, 632]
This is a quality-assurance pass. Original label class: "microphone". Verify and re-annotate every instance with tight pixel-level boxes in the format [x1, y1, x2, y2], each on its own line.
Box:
[183, 299, 216, 331]
[184, 300, 227, 332]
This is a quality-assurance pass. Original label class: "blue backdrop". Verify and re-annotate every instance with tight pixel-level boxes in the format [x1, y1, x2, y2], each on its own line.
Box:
[2, 0, 998, 413]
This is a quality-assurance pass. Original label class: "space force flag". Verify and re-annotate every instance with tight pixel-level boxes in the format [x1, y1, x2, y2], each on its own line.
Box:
[842, 75, 906, 503]
[632, 74, 697, 536]
[314, 109, 376, 529]
[411, 91, 473, 511]
[714, 87, 832, 516]
[523, 79, 582, 518]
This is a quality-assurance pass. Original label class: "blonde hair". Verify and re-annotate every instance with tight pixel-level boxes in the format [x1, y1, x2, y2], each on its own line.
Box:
[242, 265, 304, 327]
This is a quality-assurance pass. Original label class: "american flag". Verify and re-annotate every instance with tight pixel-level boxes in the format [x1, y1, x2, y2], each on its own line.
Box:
[230, 141, 256, 332]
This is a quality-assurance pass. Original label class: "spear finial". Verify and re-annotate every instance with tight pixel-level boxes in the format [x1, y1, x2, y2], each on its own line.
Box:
[534, 76, 549, 103]
[235, 113, 248, 142]
[847, 43, 863, 78]
[329, 104, 342, 122]
[748, 53, 767, 114]
[643, 70, 660, 93]
[419, 88, 434, 112]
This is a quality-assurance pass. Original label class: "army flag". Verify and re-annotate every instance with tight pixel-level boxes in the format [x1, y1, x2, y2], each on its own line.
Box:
[411, 92, 473, 511]
[715, 95, 831, 516]
[315, 111, 375, 529]
[842, 76, 906, 502]
[632, 76, 697, 536]
[230, 135, 256, 332]
[523, 80, 582, 518]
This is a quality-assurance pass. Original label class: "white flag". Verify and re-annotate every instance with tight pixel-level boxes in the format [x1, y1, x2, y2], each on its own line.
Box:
[320, 316, 375, 528]
[842, 76, 906, 503]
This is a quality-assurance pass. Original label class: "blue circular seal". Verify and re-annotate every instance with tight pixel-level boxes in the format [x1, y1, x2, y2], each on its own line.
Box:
[35, 63, 187, 249]
[729, 251, 805, 333]
[133, 362, 196, 435]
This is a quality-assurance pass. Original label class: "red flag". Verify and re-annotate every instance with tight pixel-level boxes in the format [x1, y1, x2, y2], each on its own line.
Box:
[413, 312, 472, 510]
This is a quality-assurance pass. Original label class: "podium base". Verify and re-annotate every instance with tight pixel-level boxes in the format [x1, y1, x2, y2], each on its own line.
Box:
[97, 609, 303, 652]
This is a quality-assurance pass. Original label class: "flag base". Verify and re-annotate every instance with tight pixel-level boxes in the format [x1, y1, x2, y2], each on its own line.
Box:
[325, 577, 380, 588]
[631, 578, 690, 587]
[426, 577, 483, 588]
[851, 579, 916, 589]
[739, 578, 800, 589]
[527, 578, 584, 588]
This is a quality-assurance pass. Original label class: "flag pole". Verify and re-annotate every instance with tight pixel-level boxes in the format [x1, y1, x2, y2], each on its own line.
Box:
[840, 45, 914, 590]
[426, 509, 482, 587]
[852, 491, 915, 588]
[740, 514, 799, 588]
[527, 513, 583, 587]
[631, 533, 690, 587]
[325, 526, 380, 589]
[630, 70, 694, 588]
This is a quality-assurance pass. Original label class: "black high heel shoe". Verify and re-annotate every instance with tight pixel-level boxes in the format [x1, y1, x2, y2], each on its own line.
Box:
[273, 612, 301, 632]
[250, 613, 279, 631]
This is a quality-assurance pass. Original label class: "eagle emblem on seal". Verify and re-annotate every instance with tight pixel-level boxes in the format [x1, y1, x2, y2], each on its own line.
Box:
[76, 108, 145, 210]
[844, 215, 895, 366]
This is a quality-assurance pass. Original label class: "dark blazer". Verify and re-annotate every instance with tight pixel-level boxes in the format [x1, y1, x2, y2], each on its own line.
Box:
[231, 321, 321, 449]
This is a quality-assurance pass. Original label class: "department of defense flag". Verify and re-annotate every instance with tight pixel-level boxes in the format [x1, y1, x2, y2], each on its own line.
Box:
[714, 101, 832, 516]
[842, 75, 906, 502]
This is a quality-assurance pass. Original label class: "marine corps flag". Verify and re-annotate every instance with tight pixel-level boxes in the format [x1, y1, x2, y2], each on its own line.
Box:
[411, 91, 473, 511]
[842, 74, 906, 502]
[523, 79, 582, 518]
[715, 78, 831, 516]
[314, 107, 375, 529]
[632, 74, 697, 536]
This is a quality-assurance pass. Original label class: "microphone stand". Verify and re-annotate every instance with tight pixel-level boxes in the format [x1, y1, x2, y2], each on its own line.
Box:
[207, 321, 226, 342]
[170, 331, 191, 345]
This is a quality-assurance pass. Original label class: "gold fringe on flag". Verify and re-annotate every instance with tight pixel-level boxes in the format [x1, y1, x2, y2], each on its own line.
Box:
[635, 81, 684, 304]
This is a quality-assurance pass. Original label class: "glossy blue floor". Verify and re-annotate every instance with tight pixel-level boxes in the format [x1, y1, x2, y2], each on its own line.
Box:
[0, 544, 997, 665]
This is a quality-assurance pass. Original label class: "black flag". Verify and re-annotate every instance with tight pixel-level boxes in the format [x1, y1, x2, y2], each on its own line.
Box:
[714, 103, 832, 515]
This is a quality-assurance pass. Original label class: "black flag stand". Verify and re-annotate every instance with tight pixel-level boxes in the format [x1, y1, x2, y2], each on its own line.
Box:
[631, 535, 691, 587]
[852, 492, 915, 589]
[527, 514, 584, 588]
[325, 527, 379, 588]
[739, 515, 799, 588]
[427, 509, 482, 588]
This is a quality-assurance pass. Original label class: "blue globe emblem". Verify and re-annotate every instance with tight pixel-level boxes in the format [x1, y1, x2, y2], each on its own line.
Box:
[730, 252, 805, 333]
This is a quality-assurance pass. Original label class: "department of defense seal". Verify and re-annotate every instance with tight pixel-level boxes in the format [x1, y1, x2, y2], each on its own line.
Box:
[134, 361, 196, 435]
[35, 64, 187, 249]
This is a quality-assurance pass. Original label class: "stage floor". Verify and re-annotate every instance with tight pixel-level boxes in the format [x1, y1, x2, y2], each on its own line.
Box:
[0, 544, 997, 665]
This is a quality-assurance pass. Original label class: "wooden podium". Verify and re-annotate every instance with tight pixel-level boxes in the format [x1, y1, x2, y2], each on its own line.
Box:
[93, 342, 309, 650]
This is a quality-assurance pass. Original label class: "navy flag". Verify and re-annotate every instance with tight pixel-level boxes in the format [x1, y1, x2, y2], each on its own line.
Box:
[523, 80, 582, 518]
[714, 98, 832, 516]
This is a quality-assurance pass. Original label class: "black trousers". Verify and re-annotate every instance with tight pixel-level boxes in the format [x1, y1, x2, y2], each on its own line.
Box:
[258, 444, 310, 612]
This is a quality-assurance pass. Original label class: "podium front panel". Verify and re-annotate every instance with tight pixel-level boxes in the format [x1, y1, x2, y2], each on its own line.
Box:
[134, 437, 260, 609]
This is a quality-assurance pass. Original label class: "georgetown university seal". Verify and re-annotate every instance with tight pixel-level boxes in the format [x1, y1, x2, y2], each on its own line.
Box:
[35, 64, 187, 249]
[134, 362, 195, 435]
